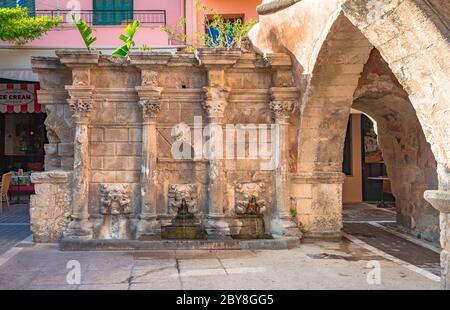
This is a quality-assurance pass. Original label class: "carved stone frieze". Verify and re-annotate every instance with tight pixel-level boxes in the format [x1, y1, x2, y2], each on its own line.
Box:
[99, 184, 132, 215]
[139, 99, 162, 118]
[234, 182, 267, 215]
[269, 100, 294, 120]
[168, 184, 199, 215]
[68, 98, 93, 118]
[202, 86, 230, 118]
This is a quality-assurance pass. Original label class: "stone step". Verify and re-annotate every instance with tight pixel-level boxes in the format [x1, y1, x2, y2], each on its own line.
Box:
[59, 236, 300, 251]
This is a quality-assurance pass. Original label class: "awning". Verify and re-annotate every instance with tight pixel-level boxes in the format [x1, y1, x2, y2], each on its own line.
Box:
[0, 83, 42, 113]
[0, 69, 39, 82]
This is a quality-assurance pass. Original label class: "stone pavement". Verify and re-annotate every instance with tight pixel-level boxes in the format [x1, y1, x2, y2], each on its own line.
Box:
[0, 204, 31, 255]
[343, 203, 396, 222]
[0, 240, 440, 290]
[0, 202, 442, 290]
[343, 203, 441, 277]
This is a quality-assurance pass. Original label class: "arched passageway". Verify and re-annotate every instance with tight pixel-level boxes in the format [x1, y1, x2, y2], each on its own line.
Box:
[250, 0, 450, 288]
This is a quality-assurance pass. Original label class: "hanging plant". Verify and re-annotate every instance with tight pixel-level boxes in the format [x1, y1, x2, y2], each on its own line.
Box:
[112, 20, 140, 57]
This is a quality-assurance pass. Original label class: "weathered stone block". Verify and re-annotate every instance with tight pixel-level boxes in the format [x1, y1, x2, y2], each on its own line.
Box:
[58, 143, 74, 157]
[103, 156, 140, 170]
[116, 107, 140, 123]
[90, 142, 115, 156]
[90, 156, 103, 169]
[128, 127, 142, 142]
[30, 171, 72, 242]
[116, 142, 141, 156]
[115, 171, 140, 183]
[91, 171, 116, 183]
[104, 128, 129, 142]
[90, 128, 104, 142]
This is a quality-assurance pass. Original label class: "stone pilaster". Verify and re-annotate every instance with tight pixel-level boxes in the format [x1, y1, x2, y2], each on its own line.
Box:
[198, 48, 241, 239]
[269, 87, 299, 236]
[424, 190, 450, 290]
[130, 52, 171, 239]
[57, 50, 99, 238]
[266, 53, 300, 236]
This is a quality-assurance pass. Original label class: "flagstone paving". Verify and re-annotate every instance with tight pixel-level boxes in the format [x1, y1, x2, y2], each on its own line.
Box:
[0, 204, 30, 255]
[0, 203, 442, 290]
[0, 240, 440, 290]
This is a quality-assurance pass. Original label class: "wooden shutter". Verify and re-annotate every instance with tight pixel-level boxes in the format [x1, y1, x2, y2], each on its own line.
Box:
[93, 0, 133, 26]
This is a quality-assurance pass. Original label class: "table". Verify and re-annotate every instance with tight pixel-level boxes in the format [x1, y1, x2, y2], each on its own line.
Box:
[10, 175, 30, 204]
[367, 176, 390, 208]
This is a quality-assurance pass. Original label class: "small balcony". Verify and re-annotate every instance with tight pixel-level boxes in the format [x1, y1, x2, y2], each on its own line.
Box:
[35, 10, 166, 26]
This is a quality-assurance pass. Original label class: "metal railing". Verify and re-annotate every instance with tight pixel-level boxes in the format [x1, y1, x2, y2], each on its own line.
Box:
[35, 10, 166, 26]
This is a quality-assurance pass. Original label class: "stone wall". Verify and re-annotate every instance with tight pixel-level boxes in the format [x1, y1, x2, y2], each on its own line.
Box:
[30, 171, 72, 242]
[30, 44, 300, 241]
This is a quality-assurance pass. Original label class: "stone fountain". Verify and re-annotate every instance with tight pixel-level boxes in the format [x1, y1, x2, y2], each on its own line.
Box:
[161, 198, 207, 240]
[232, 182, 270, 239]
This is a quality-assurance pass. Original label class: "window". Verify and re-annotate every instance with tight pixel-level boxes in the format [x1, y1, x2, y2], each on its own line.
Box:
[0, 0, 35, 16]
[342, 117, 352, 175]
[93, 0, 133, 26]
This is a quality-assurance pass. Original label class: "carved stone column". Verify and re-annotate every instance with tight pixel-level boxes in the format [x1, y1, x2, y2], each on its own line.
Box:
[424, 189, 450, 289]
[266, 53, 300, 236]
[57, 51, 99, 238]
[269, 88, 299, 236]
[198, 48, 241, 239]
[130, 52, 171, 239]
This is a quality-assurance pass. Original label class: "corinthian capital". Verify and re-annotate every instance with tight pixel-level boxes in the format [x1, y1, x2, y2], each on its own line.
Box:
[68, 98, 93, 119]
[139, 99, 161, 118]
[202, 85, 230, 118]
[269, 86, 299, 121]
[270, 100, 294, 121]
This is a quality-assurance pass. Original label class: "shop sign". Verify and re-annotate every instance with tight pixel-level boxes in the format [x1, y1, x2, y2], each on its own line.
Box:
[0, 89, 35, 105]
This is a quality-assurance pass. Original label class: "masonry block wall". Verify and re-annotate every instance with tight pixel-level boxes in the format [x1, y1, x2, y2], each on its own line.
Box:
[30, 44, 300, 241]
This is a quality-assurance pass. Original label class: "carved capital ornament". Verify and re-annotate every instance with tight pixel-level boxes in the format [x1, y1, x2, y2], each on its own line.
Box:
[68, 98, 93, 119]
[139, 99, 162, 118]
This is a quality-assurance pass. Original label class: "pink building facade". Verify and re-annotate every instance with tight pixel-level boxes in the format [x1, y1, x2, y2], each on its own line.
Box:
[0, 0, 196, 49]
[0, 0, 201, 81]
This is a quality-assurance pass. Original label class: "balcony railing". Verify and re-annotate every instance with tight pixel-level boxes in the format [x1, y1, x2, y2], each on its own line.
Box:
[35, 10, 166, 26]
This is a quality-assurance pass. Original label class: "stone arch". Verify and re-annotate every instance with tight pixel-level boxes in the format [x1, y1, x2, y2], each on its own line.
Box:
[297, 13, 373, 173]
[340, 0, 450, 190]
[352, 49, 439, 242]
[293, 0, 449, 236]
[250, 0, 450, 289]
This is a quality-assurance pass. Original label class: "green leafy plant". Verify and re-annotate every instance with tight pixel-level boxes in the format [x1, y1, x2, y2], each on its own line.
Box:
[289, 207, 298, 220]
[159, 1, 256, 52]
[112, 20, 140, 57]
[204, 14, 256, 48]
[298, 222, 307, 235]
[64, 211, 73, 222]
[72, 15, 96, 51]
[139, 44, 151, 51]
[0, 6, 60, 45]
